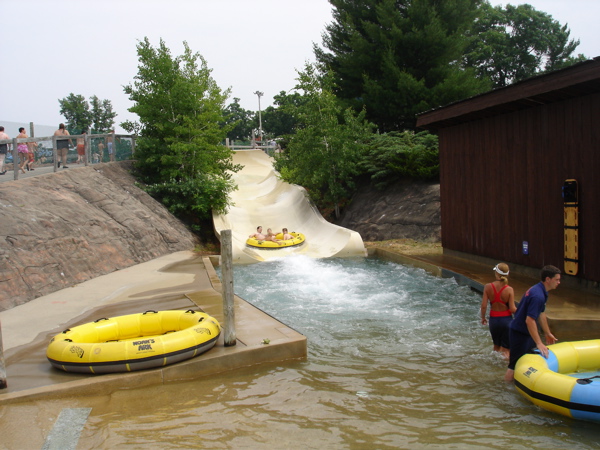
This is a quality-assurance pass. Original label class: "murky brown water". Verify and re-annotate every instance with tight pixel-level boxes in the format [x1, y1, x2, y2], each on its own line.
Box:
[1, 256, 599, 449]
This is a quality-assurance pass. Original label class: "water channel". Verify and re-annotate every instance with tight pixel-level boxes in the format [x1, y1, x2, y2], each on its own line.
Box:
[5, 255, 598, 448]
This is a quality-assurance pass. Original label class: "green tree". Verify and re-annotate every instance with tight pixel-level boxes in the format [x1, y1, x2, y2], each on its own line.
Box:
[58, 93, 92, 133]
[223, 97, 255, 141]
[122, 37, 240, 227]
[274, 64, 374, 218]
[260, 91, 307, 138]
[90, 95, 117, 133]
[359, 131, 439, 190]
[315, 0, 489, 132]
[59, 93, 117, 134]
[464, 2, 586, 88]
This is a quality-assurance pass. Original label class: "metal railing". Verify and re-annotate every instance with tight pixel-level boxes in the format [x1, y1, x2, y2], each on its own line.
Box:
[0, 133, 136, 180]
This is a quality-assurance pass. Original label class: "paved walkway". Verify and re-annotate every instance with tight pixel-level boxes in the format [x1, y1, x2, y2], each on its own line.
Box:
[0, 163, 94, 182]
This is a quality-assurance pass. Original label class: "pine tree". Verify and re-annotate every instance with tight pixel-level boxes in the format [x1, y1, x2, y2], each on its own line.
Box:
[315, 0, 489, 131]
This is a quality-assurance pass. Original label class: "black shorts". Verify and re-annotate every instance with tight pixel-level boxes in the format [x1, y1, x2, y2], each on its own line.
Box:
[57, 140, 69, 150]
[0, 143, 7, 155]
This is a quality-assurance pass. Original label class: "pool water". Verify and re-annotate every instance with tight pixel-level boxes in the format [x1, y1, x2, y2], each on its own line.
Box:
[55, 256, 600, 448]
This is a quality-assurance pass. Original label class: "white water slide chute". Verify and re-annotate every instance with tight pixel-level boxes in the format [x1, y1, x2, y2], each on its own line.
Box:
[212, 150, 367, 264]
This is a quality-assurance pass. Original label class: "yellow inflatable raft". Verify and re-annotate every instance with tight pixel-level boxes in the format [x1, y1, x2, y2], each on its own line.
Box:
[46, 309, 221, 374]
[246, 232, 305, 249]
[515, 339, 600, 423]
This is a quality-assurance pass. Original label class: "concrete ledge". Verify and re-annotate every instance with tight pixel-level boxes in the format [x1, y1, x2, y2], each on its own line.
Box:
[0, 255, 307, 405]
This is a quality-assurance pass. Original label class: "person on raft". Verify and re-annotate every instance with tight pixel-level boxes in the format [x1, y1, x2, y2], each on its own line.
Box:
[265, 228, 283, 245]
[281, 228, 293, 240]
[249, 226, 267, 240]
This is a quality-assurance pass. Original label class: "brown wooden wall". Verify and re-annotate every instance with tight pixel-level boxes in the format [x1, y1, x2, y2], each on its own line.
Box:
[439, 92, 600, 281]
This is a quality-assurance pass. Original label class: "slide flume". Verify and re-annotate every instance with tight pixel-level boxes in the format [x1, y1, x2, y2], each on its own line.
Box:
[213, 150, 366, 264]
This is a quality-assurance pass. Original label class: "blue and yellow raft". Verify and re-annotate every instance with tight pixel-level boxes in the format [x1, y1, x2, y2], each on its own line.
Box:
[515, 339, 600, 423]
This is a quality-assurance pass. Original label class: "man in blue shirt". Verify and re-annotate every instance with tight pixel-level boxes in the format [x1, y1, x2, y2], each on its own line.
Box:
[505, 265, 561, 382]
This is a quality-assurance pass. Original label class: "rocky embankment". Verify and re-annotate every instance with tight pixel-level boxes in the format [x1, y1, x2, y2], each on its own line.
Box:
[0, 162, 199, 311]
[0, 163, 440, 311]
[337, 179, 441, 242]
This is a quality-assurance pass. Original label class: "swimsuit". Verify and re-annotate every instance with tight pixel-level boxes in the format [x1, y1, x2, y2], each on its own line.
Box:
[17, 144, 28, 153]
[488, 283, 512, 349]
[489, 284, 511, 317]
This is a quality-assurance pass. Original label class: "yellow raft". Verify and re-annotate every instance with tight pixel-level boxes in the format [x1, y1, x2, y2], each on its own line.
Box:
[246, 232, 305, 249]
[46, 309, 221, 374]
[515, 339, 600, 423]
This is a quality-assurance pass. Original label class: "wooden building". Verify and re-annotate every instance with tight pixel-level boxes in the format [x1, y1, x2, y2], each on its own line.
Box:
[416, 57, 600, 283]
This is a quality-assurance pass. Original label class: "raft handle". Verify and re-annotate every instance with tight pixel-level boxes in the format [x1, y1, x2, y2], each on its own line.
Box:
[94, 317, 109, 323]
[577, 375, 600, 385]
[62, 328, 71, 334]
[64, 339, 73, 342]
[143, 310, 158, 315]
[185, 309, 196, 314]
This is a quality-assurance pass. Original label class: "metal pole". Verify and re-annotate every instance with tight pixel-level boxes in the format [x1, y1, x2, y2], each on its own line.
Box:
[253, 90, 263, 144]
[0, 320, 7, 389]
[221, 230, 236, 346]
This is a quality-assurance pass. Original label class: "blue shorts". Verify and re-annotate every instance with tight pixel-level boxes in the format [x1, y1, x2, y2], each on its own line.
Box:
[508, 328, 535, 370]
[489, 315, 512, 349]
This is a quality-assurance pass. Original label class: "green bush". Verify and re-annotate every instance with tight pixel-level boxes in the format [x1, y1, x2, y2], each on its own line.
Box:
[359, 131, 439, 190]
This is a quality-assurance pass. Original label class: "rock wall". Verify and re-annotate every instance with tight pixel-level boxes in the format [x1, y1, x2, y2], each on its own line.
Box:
[0, 162, 199, 311]
[337, 180, 441, 242]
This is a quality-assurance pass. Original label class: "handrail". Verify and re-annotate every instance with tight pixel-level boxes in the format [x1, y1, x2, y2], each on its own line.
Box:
[1, 133, 136, 180]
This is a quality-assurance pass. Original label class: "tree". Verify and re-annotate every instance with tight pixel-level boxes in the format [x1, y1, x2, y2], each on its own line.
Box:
[274, 63, 374, 219]
[314, 0, 489, 132]
[59, 93, 116, 133]
[222, 98, 255, 141]
[464, 2, 587, 88]
[90, 96, 117, 133]
[58, 93, 92, 133]
[122, 37, 240, 227]
[260, 91, 307, 138]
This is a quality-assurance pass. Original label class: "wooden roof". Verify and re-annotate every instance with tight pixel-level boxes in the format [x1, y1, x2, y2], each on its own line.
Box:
[416, 57, 600, 130]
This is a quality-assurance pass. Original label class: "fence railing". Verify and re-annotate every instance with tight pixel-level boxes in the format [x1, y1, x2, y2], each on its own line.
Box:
[0, 133, 136, 181]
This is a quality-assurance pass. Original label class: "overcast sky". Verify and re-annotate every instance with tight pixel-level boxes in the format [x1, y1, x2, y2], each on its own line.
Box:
[1, 0, 597, 134]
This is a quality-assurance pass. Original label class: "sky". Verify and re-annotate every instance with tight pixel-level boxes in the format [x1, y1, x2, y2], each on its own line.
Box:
[1, 0, 598, 134]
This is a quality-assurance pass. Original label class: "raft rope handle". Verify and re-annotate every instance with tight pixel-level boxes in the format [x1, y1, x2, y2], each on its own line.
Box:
[143, 310, 158, 315]
[61, 328, 71, 334]
[94, 317, 109, 323]
[185, 309, 196, 314]
[197, 317, 205, 323]
[64, 339, 73, 342]
[576, 375, 600, 385]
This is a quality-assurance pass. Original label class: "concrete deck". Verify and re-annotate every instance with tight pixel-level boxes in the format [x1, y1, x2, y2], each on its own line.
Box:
[0, 251, 307, 405]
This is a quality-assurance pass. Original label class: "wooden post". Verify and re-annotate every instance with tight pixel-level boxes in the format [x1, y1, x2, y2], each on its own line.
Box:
[0, 320, 7, 389]
[53, 136, 58, 171]
[85, 133, 91, 166]
[221, 230, 236, 346]
[12, 137, 18, 181]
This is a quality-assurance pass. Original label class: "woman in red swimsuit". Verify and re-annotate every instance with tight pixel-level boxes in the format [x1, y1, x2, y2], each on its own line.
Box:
[480, 263, 516, 359]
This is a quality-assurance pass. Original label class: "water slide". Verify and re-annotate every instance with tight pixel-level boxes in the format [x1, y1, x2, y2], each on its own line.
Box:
[212, 150, 366, 264]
